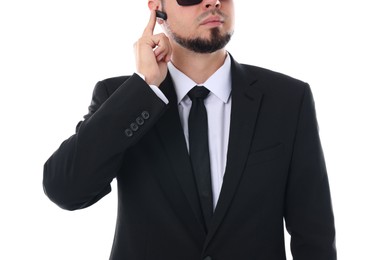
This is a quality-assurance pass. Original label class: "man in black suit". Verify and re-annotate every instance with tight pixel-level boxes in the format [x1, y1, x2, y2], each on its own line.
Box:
[43, 0, 337, 259]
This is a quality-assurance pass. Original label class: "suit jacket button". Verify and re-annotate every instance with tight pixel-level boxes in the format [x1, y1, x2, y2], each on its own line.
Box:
[136, 116, 145, 125]
[141, 111, 150, 120]
[204, 257, 212, 260]
[130, 123, 139, 131]
[124, 128, 133, 137]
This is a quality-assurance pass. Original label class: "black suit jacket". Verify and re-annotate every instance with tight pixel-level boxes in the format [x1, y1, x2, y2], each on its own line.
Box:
[43, 56, 336, 260]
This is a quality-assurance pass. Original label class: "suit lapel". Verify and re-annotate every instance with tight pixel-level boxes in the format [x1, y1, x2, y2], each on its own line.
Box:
[204, 57, 264, 249]
[151, 58, 264, 248]
[155, 74, 207, 235]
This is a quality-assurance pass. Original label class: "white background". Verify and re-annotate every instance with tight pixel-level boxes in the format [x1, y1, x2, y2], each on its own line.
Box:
[1, 0, 389, 259]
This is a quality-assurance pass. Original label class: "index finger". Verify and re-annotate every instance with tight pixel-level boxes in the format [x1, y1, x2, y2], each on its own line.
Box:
[143, 10, 157, 36]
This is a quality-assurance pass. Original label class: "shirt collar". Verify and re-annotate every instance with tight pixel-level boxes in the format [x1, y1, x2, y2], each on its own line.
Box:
[168, 54, 232, 105]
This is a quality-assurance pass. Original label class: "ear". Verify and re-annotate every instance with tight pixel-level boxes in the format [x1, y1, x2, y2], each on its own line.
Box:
[148, 0, 159, 11]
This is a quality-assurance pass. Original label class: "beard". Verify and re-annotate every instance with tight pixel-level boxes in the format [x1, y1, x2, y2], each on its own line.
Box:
[169, 27, 233, 54]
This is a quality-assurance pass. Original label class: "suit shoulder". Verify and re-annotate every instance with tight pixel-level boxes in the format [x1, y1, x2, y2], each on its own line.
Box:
[239, 64, 316, 113]
[241, 64, 309, 92]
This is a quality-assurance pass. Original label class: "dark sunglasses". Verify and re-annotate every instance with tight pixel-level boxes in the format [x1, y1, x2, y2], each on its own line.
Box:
[156, 0, 207, 20]
[177, 0, 203, 6]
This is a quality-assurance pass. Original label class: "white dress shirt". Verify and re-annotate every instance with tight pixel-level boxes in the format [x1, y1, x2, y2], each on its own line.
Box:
[141, 55, 232, 209]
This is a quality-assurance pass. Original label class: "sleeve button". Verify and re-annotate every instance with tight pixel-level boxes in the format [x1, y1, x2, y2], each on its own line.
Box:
[124, 128, 133, 137]
[136, 116, 145, 125]
[130, 123, 139, 131]
[141, 111, 150, 120]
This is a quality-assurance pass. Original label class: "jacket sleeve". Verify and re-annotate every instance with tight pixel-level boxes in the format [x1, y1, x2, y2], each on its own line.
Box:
[284, 85, 337, 260]
[43, 74, 167, 210]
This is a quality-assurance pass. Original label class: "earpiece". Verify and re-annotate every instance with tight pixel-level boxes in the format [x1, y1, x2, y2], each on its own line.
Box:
[156, 10, 168, 20]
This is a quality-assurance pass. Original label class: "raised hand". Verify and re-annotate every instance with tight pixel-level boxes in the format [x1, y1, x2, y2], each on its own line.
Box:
[134, 10, 172, 86]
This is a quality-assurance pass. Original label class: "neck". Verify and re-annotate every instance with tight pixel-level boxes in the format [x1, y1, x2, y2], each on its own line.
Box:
[170, 46, 227, 84]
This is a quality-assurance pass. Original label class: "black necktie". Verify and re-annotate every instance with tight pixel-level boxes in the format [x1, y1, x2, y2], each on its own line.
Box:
[188, 86, 213, 230]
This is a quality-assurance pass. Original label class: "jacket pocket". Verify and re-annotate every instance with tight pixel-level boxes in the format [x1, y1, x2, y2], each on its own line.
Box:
[246, 143, 284, 166]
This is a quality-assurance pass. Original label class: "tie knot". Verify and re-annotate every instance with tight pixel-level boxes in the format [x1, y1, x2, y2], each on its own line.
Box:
[188, 86, 210, 101]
